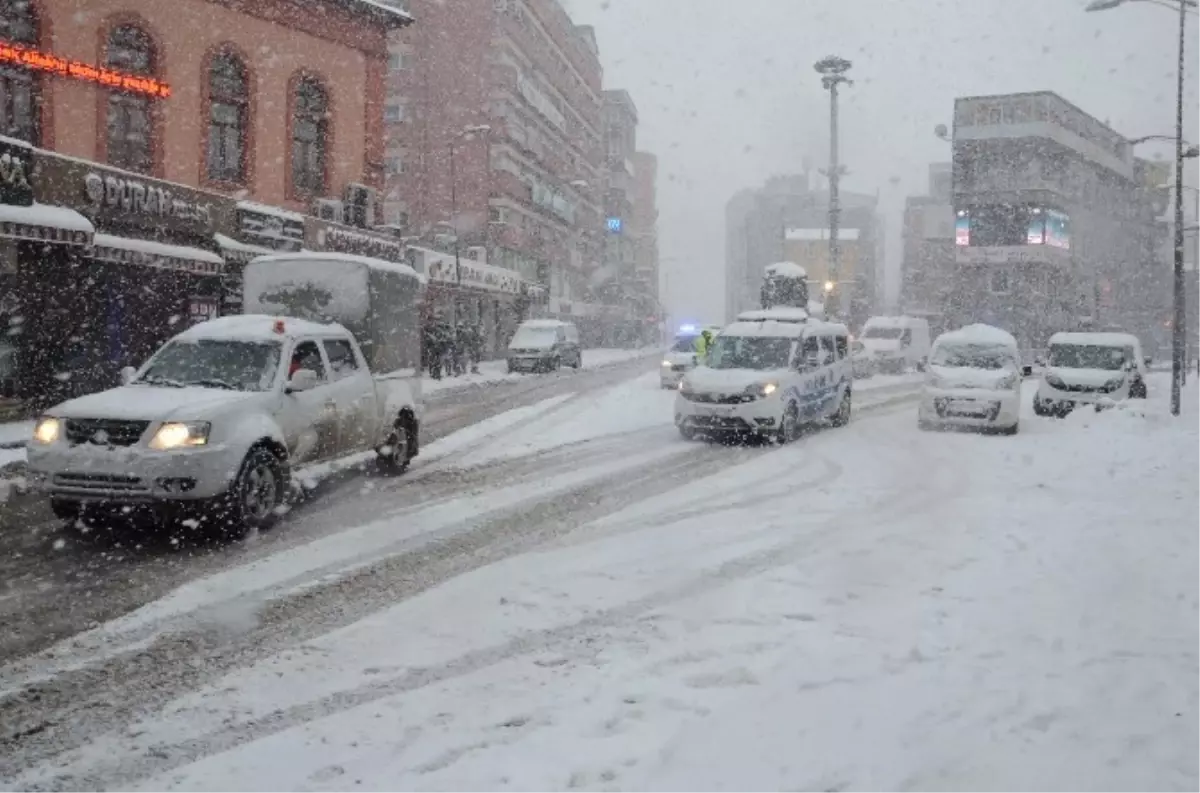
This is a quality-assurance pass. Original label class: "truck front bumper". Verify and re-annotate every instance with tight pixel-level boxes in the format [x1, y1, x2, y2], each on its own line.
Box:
[26, 442, 239, 504]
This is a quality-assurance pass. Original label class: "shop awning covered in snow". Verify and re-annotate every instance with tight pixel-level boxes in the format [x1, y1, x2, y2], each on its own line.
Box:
[0, 202, 93, 246]
[91, 233, 224, 275]
[214, 233, 277, 266]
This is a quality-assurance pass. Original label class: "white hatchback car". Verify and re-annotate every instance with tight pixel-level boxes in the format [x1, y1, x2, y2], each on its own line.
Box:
[1034, 331, 1148, 416]
[918, 324, 1025, 435]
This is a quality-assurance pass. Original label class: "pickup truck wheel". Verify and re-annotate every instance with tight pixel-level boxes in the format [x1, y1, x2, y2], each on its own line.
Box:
[376, 417, 412, 475]
[220, 447, 283, 536]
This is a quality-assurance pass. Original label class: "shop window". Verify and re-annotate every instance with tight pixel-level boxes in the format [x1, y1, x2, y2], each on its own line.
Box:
[206, 50, 248, 184]
[291, 76, 328, 196]
[105, 24, 156, 174]
[1, 0, 39, 145]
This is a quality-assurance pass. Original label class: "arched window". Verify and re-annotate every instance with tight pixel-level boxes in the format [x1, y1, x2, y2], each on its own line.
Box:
[0, 0, 40, 144]
[206, 51, 248, 183]
[291, 77, 328, 195]
[105, 24, 155, 173]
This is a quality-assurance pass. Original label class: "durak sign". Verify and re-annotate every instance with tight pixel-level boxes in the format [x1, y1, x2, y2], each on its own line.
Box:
[84, 171, 214, 228]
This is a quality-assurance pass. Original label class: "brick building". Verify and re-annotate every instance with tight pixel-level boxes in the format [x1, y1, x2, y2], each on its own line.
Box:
[384, 0, 605, 345]
[0, 0, 411, 408]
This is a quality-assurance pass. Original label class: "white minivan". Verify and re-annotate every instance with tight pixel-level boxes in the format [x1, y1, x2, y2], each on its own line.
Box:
[674, 318, 852, 443]
[919, 324, 1025, 435]
[1034, 331, 1148, 416]
[860, 316, 931, 374]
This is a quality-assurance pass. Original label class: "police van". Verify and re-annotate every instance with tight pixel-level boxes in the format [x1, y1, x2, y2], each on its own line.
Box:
[674, 317, 852, 442]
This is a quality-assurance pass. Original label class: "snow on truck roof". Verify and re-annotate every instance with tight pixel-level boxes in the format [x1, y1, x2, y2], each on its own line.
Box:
[863, 316, 925, 328]
[1049, 331, 1141, 348]
[250, 251, 425, 282]
[737, 307, 809, 323]
[174, 315, 349, 343]
[723, 318, 848, 339]
[935, 323, 1018, 348]
[763, 261, 808, 279]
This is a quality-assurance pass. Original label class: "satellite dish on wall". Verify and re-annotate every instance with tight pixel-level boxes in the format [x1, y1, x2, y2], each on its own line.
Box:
[934, 124, 949, 141]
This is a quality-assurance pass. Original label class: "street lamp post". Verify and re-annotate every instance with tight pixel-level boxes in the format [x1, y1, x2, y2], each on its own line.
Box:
[448, 124, 492, 293]
[1087, 0, 1196, 415]
[815, 55, 853, 318]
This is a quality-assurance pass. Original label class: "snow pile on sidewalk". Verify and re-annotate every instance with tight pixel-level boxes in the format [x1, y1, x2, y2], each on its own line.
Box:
[423, 347, 656, 395]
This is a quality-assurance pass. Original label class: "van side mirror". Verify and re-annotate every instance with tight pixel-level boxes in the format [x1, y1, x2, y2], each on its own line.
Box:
[119, 366, 137, 385]
[286, 368, 319, 393]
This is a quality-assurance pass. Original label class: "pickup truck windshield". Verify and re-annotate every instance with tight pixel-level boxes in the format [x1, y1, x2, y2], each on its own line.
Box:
[707, 336, 793, 370]
[138, 340, 283, 391]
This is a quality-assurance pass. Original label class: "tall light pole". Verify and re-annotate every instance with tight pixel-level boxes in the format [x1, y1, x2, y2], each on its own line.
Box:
[815, 55, 853, 318]
[1087, 0, 1196, 415]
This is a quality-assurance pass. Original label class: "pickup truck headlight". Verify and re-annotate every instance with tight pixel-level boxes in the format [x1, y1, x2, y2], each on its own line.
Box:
[149, 421, 211, 450]
[32, 416, 60, 444]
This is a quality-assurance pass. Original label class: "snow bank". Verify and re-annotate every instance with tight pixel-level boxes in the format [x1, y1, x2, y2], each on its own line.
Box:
[423, 347, 657, 395]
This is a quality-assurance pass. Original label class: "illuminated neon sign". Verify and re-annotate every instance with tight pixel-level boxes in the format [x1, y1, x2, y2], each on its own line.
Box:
[0, 41, 171, 99]
[606, 217, 622, 233]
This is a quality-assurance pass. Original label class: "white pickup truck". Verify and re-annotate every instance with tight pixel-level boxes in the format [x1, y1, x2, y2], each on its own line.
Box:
[27, 252, 425, 535]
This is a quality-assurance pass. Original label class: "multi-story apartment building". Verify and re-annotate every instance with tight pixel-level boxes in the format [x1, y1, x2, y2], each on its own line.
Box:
[0, 0, 411, 407]
[900, 163, 953, 334]
[949, 91, 1167, 350]
[597, 89, 638, 329]
[384, 0, 604, 346]
[630, 150, 660, 321]
[724, 173, 881, 328]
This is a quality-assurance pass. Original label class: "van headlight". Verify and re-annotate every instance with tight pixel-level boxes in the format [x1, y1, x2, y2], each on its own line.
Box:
[149, 421, 211, 450]
[662, 359, 672, 368]
[32, 416, 61, 444]
[1045, 374, 1067, 389]
[745, 382, 778, 399]
[1102, 376, 1125, 392]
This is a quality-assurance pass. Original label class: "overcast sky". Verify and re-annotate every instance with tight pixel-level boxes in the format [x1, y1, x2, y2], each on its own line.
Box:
[564, 0, 1198, 324]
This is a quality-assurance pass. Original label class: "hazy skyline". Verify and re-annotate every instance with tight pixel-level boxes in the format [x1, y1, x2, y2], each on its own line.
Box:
[566, 0, 1198, 323]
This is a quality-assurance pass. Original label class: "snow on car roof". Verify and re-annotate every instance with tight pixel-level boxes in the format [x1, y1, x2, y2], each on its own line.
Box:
[723, 319, 848, 339]
[174, 315, 349, 342]
[1049, 331, 1141, 348]
[519, 319, 573, 328]
[763, 261, 808, 279]
[935, 323, 1018, 348]
[251, 251, 424, 282]
[738, 307, 809, 323]
[863, 316, 918, 328]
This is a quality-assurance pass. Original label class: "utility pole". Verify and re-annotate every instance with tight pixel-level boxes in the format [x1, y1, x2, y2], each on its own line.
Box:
[1170, 0, 1187, 415]
[815, 55, 853, 318]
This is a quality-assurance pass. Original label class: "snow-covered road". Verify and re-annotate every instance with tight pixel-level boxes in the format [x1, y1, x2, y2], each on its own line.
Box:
[2, 372, 1195, 790]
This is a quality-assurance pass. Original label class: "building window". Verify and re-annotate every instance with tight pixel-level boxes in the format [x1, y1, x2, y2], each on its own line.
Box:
[384, 101, 405, 123]
[105, 24, 156, 173]
[387, 50, 406, 72]
[291, 76, 328, 195]
[206, 50, 248, 184]
[0, 0, 39, 145]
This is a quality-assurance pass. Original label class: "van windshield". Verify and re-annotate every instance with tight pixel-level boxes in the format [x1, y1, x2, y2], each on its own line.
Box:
[510, 327, 558, 348]
[670, 337, 696, 352]
[931, 343, 1012, 370]
[1049, 343, 1129, 371]
[707, 335, 793, 370]
[863, 327, 903, 340]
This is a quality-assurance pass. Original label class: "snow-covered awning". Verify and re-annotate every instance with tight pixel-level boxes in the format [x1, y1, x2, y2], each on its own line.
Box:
[214, 233, 277, 266]
[91, 233, 224, 276]
[0, 202, 93, 246]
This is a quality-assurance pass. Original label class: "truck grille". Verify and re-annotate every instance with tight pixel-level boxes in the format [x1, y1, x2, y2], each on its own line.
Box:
[686, 392, 755, 405]
[53, 472, 149, 493]
[64, 419, 150, 447]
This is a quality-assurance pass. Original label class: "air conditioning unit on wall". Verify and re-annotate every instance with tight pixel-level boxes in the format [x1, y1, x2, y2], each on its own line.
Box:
[313, 198, 345, 223]
[344, 183, 378, 228]
[464, 246, 487, 263]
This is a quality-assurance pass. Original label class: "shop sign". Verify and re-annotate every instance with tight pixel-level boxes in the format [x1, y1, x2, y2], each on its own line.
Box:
[188, 298, 219, 324]
[0, 40, 170, 98]
[237, 205, 303, 251]
[0, 139, 34, 207]
[307, 218, 405, 261]
[956, 246, 1068, 266]
[84, 171, 213, 228]
[425, 255, 520, 295]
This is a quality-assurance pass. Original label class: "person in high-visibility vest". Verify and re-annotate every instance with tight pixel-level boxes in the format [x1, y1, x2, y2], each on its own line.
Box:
[693, 329, 714, 363]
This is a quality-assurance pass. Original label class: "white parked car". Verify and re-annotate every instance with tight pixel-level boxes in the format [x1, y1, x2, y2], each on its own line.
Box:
[860, 316, 931, 374]
[918, 324, 1025, 435]
[1034, 331, 1148, 417]
[28, 252, 426, 535]
[674, 318, 852, 443]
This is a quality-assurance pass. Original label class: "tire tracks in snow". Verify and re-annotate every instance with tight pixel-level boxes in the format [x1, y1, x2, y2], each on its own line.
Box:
[3, 397, 941, 790]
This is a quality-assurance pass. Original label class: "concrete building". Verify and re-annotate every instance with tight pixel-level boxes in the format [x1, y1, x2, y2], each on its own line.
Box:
[596, 89, 640, 341]
[630, 150, 660, 325]
[383, 0, 604, 340]
[949, 91, 1168, 351]
[724, 172, 882, 328]
[900, 163, 954, 335]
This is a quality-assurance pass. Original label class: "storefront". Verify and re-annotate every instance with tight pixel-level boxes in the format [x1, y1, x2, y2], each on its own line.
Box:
[13, 150, 235, 408]
[406, 245, 545, 357]
[215, 201, 306, 313]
